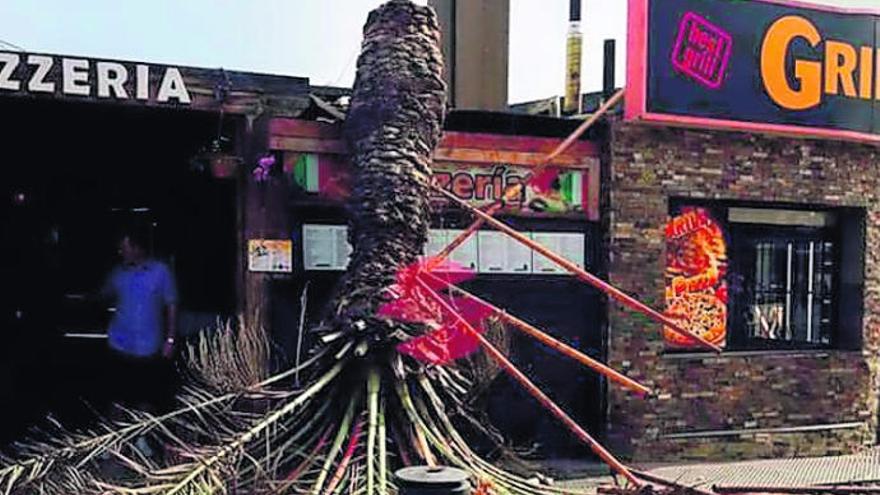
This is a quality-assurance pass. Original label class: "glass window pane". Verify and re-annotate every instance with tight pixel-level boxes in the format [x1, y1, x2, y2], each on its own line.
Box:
[742, 234, 834, 347]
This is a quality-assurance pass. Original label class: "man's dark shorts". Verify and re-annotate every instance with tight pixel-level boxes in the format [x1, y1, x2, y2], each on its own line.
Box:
[104, 349, 177, 411]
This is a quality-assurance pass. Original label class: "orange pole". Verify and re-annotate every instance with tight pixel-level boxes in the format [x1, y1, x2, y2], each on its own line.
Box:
[542, 88, 624, 165]
[428, 89, 626, 270]
[420, 271, 651, 396]
[414, 277, 643, 487]
[435, 185, 722, 353]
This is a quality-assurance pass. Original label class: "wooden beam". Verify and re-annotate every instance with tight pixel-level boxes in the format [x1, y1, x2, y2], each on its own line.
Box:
[587, 159, 601, 221]
[433, 147, 593, 167]
[268, 118, 601, 166]
[269, 119, 343, 139]
[435, 184, 723, 353]
[439, 130, 598, 156]
[269, 135, 596, 168]
[268, 136, 348, 154]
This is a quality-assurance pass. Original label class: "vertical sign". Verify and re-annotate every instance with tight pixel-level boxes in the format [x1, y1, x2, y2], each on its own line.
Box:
[664, 207, 728, 348]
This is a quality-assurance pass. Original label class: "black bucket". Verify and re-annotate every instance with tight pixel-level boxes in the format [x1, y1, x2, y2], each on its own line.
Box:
[395, 466, 472, 495]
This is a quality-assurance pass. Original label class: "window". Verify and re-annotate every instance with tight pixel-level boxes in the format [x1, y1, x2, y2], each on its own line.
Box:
[730, 227, 835, 348]
[666, 200, 865, 352]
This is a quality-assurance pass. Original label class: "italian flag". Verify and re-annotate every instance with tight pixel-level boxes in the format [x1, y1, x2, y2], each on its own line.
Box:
[291, 153, 322, 192]
[560, 171, 588, 210]
[288, 153, 350, 199]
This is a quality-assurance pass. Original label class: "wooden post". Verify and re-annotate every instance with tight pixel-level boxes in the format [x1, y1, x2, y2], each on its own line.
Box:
[239, 113, 286, 332]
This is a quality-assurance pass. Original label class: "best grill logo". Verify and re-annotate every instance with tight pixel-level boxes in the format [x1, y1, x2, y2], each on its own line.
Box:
[671, 12, 733, 89]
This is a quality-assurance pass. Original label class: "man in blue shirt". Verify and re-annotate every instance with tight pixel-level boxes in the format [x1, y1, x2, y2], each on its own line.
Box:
[102, 228, 178, 408]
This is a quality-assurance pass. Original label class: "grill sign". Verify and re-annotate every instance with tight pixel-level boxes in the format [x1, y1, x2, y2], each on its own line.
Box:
[761, 15, 876, 111]
[0, 51, 191, 104]
[627, 0, 880, 143]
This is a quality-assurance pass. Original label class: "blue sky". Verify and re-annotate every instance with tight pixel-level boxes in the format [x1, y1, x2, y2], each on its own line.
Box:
[0, 0, 876, 104]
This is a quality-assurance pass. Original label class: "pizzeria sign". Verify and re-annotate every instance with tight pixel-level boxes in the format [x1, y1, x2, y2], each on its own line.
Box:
[0, 50, 191, 104]
[431, 162, 600, 220]
[627, 0, 880, 144]
[288, 153, 600, 221]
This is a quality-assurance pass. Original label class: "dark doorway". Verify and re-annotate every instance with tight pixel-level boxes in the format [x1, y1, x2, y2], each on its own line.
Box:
[0, 97, 239, 445]
[463, 218, 604, 459]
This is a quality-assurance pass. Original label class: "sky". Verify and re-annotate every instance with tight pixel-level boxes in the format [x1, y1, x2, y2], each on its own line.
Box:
[0, 0, 877, 105]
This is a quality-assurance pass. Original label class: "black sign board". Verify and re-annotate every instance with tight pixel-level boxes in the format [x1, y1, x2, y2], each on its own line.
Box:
[0, 50, 192, 105]
[626, 0, 880, 144]
[0, 50, 311, 113]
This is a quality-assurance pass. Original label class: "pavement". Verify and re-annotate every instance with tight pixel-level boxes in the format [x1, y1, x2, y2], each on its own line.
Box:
[644, 447, 880, 489]
[551, 447, 880, 493]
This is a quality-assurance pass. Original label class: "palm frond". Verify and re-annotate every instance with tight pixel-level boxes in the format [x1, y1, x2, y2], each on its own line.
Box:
[184, 317, 271, 393]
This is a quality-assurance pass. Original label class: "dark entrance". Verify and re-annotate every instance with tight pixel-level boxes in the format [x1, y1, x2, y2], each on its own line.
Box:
[0, 97, 239, 444]
[463, 216, 605, 459]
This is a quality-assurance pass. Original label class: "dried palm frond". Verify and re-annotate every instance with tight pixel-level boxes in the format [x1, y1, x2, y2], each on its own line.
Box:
[184, 317, 271, 393]
[0, 327, 331, 495]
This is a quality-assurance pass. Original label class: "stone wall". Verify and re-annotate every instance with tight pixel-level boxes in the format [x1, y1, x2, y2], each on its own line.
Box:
[606, 120, 880, 462]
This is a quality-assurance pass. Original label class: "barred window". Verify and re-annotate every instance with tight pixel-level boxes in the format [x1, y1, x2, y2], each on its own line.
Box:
[668, 200, 865, 352]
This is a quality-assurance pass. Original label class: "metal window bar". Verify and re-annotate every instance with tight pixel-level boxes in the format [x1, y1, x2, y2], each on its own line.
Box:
[807, 241, 814, 343]
[751, 241, 787, 341]
[817, 241, 834, 344]
[786, 242, 792, 341]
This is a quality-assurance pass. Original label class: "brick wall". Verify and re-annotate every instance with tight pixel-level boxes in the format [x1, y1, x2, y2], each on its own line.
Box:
[606, 120, 880, 462]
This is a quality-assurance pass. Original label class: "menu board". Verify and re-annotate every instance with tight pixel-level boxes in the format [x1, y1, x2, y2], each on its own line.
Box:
[424, 229, 448, 259]
[478, 231, 532, 274]
[301, 225, 586, 276]
[302, 224, 352, 271]
[423, 229, 479, 272]
[532, 232, 585, 274]
[444, 229, 479, 272]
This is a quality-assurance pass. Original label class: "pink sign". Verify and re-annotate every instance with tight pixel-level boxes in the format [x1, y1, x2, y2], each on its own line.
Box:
[671, 12, 733, 89]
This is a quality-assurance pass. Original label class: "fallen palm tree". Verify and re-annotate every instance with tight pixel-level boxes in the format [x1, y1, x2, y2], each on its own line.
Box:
[0, 1, 716, 493]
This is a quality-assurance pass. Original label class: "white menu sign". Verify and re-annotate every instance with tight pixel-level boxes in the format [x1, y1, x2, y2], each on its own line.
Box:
[478, 231, 532, 274]
[532, 232, 585, 274]
[303, 224, 352, 271]
[444, 229, 479, 272]
[423, 229, 479, 272]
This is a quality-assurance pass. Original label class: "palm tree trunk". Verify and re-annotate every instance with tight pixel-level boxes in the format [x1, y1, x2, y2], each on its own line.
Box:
[331, 0, 447, 339]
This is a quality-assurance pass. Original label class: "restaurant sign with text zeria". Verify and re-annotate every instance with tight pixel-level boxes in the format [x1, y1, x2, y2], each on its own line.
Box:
[626, 0, 880, 144]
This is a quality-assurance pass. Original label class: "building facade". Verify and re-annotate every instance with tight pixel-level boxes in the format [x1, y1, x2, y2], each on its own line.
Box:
[605, 121, 879, 461]
[605, 0, 880, 461]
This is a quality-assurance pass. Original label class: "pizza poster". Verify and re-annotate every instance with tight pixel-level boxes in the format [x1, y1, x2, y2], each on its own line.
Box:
[664, 207, 728, 349]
